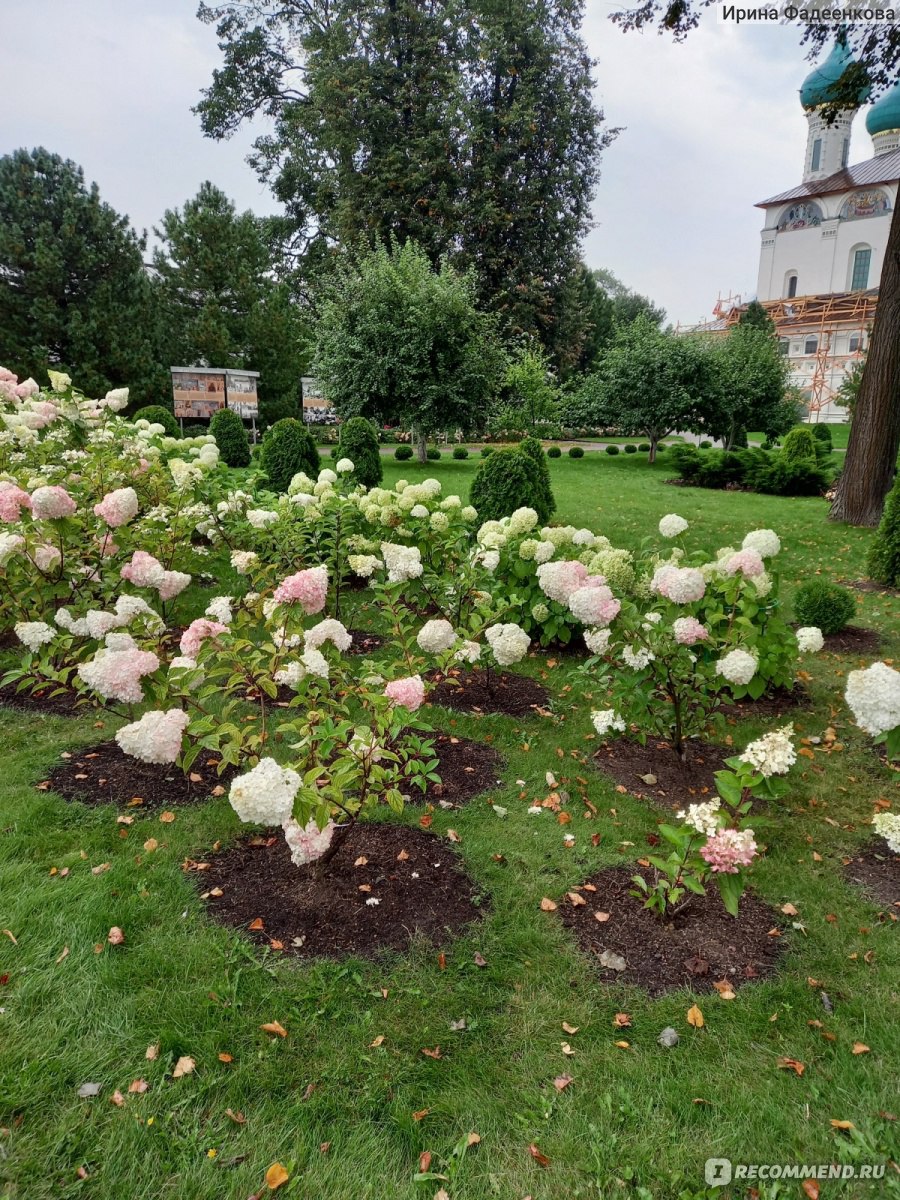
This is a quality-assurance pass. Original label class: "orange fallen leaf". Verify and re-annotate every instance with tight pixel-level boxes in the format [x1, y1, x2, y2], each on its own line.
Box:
[686, 1005, 704, 1029]
[172, 1056, 195, 1079]
[781, 903, 798, 916]
[529, 1143, 550, 1167]
[467, 1132, 481, 1146]
[159, 811, 176, 824]
[777, 1057, 806, 1076]
[226, 1108, 246, 1124]
[852, 1042, 870, 1055]
[419, 1150, 432, 1172]
[396, 849, 410, 861]
[354, 856, 368, 867]
[421, 1046, 442, 1059]
[613, 1040, 631, 1049]
[567, 892, 586, 907]
[540, 897, 558, 912]
[145, 1043, 159, 1061]
[561, 1022, 579, 1034]
[830, 1119, 855, 1130]
[412, 1108, 430, 1121]
[712, 979, 736, 1000]
[553, 1074, 573, 1091]
[265, 1162, 289, 1190]
[446, 829, 461, 843]
[594, 911, 610, 923]
[801, 1180, 820, 1200]
[261, 1021, 287, 1038]
[128, 1079, 149, 1094]
[370, 1035, 385, 1047]
[107, 926, 125, 946]
[143, 838, 159, 852]
[612, 1013, 631, 1028]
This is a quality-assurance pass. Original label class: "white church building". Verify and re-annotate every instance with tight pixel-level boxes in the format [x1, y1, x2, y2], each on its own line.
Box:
[704, 43, 900, 420]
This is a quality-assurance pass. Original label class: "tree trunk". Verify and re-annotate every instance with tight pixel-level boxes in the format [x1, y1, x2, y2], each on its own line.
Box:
[829, 203, 900, 526]
[648, 434, 658, 464]
[415, 427, 428, 463]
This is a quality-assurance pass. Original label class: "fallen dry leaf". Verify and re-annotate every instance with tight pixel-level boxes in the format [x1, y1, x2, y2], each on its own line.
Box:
[801, 1180, 820, 1200]
[712, 979, 736, 1000]
[473, 952, 487, 968]
[830, 1119, 855, 1130]
[172, 1056, 195, 1079]
[567, 891, 586, 907]
[560, 1042, 575, 1056]
[260, 1021, 288, 1038]
[614, 1040, 631, 1049]
[553, 1074, 574, 1091]
[143, 838, 159, 852]
[781, 902, 799, 916]
[145, 1043, 159, 1061]
[370, 1035, 385, 1048]
[446, 829, 461, 843]
[412, 1108, 430, 1122]
[852, 1042, 871, 1055]
[421, 1046, 442, 1059]
[528, 1143, 550, 1167]
[561, 1022, 579, 1035]
[419, 1150, 432, 1172]
[218, 1052, 233, 1063]
[467, 1132, 481, 1146]
[110, 1090, 125, 1107]
[159, 811, 176, 824]
[107, 926, 125, 946]
[540, 897, 558, 912]
[777, 1057, 806, 1076]
[91, 863, 110, 876]
[265, 1162, 289, 1190]
[226, 1108, 246, 1124]
[248, 917, 265, 931]
[593, 911, 610, 923]
[128, 1079, 149, 1094]
[686, 1005, 704, 1029]
[55, 946, 69, 964]
[613, 1013, 631, 1028]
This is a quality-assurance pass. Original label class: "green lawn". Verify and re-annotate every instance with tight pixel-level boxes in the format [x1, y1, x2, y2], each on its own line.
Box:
[1, 456, 898, 1199]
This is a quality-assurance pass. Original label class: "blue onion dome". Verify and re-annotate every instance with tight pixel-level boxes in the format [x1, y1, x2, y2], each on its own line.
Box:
[866, 81, 900, 134]
[800, 40, 871, 110]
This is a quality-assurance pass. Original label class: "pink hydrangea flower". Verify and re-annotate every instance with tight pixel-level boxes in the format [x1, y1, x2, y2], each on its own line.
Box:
[568, 584, 621, 627]
[724, 549, 765, 579]
[15, 379, 40, 400]
[699, 828, 758, 874]
[24, 400, 59, 427]
[121, 550, 165, 589]
[30, 486, 77, 520]
[0, 484, 32, 523]
[77, 648, 160, 704]
[93, 487, 139, 528]
[282, 815, 336, 866]
[158, 570, 191, 600]
[672, 616, 709, 645]
[33, 543, 62, 572]
[272, 566, 329, 614]
[651, 565, 706, 604]
[179, 618, 228, 659]
[384, 675, 426, 711]
[536, 560, 588, 604]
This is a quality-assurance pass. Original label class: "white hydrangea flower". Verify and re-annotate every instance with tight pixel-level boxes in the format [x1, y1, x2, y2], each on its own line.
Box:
[115, 708, 189, 765]
[621, 644, 654, 670]
[229, 758, 300, 825]
[282, 815, 336, 866]
[416, 619, 456, 654]
[230, 549, 258, 574]
[380, 542, 422, 583]
[740, 724, 796, 777]
[318, 468, 337, 485]
[301, 647, 330, 679]
[508, 507, 538, 535]
[274, 661, 307, 691]
[206, 596, 233, 625]
[247, 509, 279, 529]
[454, 639, 481, 664]
[591, 709, 625, 736]
[14, 621, 55, 653]
[305, 619, 352, 652]
[336, 457, 354, 474]
[584, 628, 612, 655]
[872, 811, 900, 854]
[742, 529, 781, 558]
[796, 626, 824, 654]
[485, 622, 531, 666]
[716, 649, 758, 686]
[348, 554, 381, 578]
[659, 513, 689, 538]
[677, 799, 721, 838]
[845, 661, 900, 737]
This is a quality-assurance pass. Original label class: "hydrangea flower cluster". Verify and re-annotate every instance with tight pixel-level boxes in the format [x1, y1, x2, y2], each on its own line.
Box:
[229, 757, 300, 825]
[384, 675, 426, 711]
[591, 709, 626, 736]
[742, 529, 781, 558]
[723, 549, 765, 578]
[651, 565, 706, 603]
[273, 566, 329, 613]
[78, 647, 160, 704]
[795, 626, 824, 654]
[120, 550, 191, 600]
[845, 661, 900, 737]
[305, 618, 352, 652]
[699, 828, 758, 873]
[416, 619, 457, 654]
[381, 542, 423, 583]
[93, 487, 139, 527]
[716, 648, 758, 686]
[676, 798, 722, 838]
[872, 811, 900, 854]
[672, 616, 708, 645]
[568, 584, 620, 627]
[180, 618, 228, 659]
[283, 815, 336, 866]
[485, 622, 531, 666]
[115, 708, 190, 764]
[14, 620, 55, 652]
[30, 485, 76, 520]
[658, 513, 688, 538]
[739, 724, 796, 777]
[0, 483, 32, 523]
[536, 560, 587, 604]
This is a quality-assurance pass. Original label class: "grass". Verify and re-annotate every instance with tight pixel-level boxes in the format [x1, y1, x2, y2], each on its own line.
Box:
[1, 456, 898, 1199]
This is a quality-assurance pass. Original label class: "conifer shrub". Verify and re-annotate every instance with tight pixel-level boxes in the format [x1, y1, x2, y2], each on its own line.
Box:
[470, 447, 552, 522]
[394, 444, 414, 460]
[781, 426, 818, 465]
[133, 405, 180, 438]
[452, 446, 469, 459]
[336, 416, 383, 487]
[259, 418, 321, 493]
[520, 436, 556, 518]
[794, 579, 856, 635]
[868, 472, 900, 587]
[811, 424, 833, 451]
[209, 407, 251, 467]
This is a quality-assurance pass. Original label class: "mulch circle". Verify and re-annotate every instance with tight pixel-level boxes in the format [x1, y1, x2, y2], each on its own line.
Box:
[719, 685, 809, 721]
[428, 668, 550, 717]
[842, 578, 900, 598]
[0, 681, 88, 717]
[593, 737, 730, 810]
[348, 629, 385, 655]
[558, 865, 785, 996]
[843, 839, 899, 908]
[44, 740, 236, 809]
[419, 734, 505, 806]
[199, 822, 485, 960]
[821, 625, 883, 655]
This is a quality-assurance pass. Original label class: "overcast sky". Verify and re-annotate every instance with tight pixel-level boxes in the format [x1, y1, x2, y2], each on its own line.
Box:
[1, 1, 880, 324]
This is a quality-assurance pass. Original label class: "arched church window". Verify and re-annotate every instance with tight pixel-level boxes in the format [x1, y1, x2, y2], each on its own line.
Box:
[811, 138, 822, 171]
[785, 272, 799, 298]
[804, 337, 818, 355]
[777, 202, 823, 231]
[839, 189, 891, 220]
[849, 246, 872, 290]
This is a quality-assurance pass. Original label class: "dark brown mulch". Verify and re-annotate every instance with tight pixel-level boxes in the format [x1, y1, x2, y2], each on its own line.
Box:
[593, 737, 730, 809]
[843, 839, 900, 908]
[842, 578, 900, 598]
[419, 734, 505, 806]
[428, 668, 550, 717]
[45, 740, 236, 809]
[347, 629, 385, 655]
[0, 681, 88, 717]
[821, 626, 883, 655]
[199, 822, 484, 960]
[719, 685, 809, 721]
[558, 866, 785, 996]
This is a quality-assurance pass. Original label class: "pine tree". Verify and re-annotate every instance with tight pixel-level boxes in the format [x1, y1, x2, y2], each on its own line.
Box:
[0, 147, 167, 404]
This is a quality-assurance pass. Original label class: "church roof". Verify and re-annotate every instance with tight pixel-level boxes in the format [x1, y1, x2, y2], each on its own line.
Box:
[756, 147, 900, 207]
[867, 82, 900, 135]
[799, 40, 871, 110]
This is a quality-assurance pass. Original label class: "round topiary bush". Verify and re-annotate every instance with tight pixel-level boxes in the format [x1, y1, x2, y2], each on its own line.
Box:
[655, 445, 666, 455]
[259, 418, 321, 493]
[452, 446, 469, 460]
[329, 446, 339, 459]
[605, 444, 619, 456]
[426, 447, 441, 460]
[699, 440, 712, 449]
[520, 436, 556, 519]
[638, 443, 650, 452]
[811, 424, 833, 451]
[624, 443, 637, 454]
[568, 445, 585, 459]
[394, 444, 414, 461]
[868, 471, 900, 586]
[480, 446, 494, 457]
[781, 426, 817, 465]
[209, 407, 251, 468]
[133, 405, 180, 438]
[547, 445, 562, 458]
[470, 448, 550, 522]
[182, 423, 208, 439]
[794, 579, 856, 635]
[337, 416, 383, 488]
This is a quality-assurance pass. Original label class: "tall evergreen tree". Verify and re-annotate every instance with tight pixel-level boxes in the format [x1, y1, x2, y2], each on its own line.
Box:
[0, 147, 166, 404]
[195, 0, 608, 368]
[152, 182, 307, 425]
